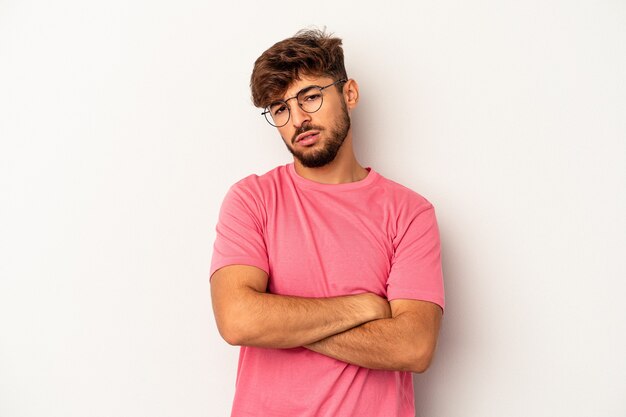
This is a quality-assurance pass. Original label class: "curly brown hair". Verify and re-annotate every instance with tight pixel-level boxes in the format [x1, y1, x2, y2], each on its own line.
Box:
[250, 28, 348, 109]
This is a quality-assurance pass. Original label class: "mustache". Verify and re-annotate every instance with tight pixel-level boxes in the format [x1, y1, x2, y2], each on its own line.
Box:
[291, 124, 324, 144]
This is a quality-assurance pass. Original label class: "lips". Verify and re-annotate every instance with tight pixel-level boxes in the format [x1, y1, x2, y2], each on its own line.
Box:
[295, 130, 320, 144]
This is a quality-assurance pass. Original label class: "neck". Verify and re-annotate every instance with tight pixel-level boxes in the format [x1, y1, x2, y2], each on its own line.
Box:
[293, 133, 369, 184]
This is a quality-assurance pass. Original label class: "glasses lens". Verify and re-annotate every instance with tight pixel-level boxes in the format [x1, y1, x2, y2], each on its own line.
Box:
[265, 101, 289, 127]
[298, 87, 323, 113]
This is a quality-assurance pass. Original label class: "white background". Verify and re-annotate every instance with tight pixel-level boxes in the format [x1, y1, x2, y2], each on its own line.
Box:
[1, 1, 625, 416]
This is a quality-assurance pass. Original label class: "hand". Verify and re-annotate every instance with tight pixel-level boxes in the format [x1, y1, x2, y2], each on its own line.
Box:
[357, 293, 392, 321]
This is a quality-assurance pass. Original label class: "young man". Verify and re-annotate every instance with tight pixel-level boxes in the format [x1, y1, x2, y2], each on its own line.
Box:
[210, 29, 445, 417]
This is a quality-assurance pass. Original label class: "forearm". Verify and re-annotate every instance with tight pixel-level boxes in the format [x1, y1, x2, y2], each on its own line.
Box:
[305, 312, 437, 373]
[215, 290, 388, 349]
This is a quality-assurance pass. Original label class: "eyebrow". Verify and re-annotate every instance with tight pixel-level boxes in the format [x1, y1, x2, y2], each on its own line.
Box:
[270, 85, 320, 105]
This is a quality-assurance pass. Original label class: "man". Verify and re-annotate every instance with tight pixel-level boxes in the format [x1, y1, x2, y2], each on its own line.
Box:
[210, 28, 444, 417]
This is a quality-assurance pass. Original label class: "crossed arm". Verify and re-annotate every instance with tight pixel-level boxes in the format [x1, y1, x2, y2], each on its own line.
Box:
[210, 264, 442, 373]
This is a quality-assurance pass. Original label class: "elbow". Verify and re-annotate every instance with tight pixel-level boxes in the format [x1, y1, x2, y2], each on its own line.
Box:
[405, 343, 437, 374]
[213, 290, 261, 346]
[219, 322, 295, 349]
[215, 315, 254, 346]
[407, 353, 434, 374]
[219, 326, 245, 346]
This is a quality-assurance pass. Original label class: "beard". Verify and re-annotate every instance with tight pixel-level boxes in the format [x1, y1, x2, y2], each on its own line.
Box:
[282, 102, 351, 168]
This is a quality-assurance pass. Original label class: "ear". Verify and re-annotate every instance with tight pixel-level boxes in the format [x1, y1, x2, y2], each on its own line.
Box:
[343, 79, 359, 110]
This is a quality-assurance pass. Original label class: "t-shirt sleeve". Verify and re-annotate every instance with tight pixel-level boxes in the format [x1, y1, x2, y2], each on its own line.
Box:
[209, 182, 269, 279]
[386, 204, 445, 311]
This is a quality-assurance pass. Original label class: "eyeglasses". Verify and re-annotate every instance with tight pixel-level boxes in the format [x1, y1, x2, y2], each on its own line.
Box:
[261, 79, 347, 127]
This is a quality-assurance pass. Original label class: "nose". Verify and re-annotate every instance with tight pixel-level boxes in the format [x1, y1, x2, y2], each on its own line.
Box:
[289, 103, 311, 129]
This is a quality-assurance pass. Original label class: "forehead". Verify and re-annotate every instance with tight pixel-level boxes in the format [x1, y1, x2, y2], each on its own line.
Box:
[281, 75, 335, 99]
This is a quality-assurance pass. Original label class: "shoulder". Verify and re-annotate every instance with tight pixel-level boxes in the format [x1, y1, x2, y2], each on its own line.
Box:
[227, 164, 289, 201]
[371, 172, 441, 246]
[373, 171, 434, 215]
[218, 165, 288, 224]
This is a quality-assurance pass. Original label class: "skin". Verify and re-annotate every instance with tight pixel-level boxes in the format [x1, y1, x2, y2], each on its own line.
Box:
[210, 75, 442, 372]
[277, 75, 369, 185]
[211, 265, 391, 349]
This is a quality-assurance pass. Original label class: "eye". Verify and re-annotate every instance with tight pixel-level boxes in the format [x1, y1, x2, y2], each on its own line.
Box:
[270, 103, 287, 116]
[303, 93, 322, 102]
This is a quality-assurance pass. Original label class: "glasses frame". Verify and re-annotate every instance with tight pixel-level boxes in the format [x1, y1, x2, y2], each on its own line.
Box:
[261, 78, 348, 127]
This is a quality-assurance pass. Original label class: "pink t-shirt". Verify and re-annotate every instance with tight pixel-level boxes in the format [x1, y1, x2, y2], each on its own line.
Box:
[210, 163, 444, 417]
